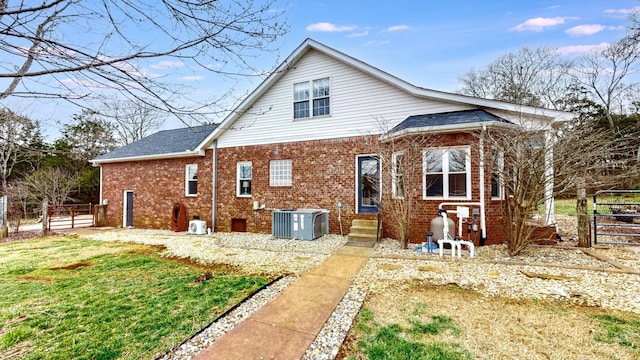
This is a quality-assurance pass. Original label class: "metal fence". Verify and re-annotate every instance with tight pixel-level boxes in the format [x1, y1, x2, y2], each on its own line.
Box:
[593, 190, 640, 245]
[47, 204, 94, 232]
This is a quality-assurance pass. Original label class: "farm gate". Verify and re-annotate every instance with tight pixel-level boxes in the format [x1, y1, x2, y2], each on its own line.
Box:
[593, 190, 640, 245]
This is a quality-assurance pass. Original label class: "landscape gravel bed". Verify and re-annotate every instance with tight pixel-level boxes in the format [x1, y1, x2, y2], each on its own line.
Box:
[82, 229, 640, 359]
[84, 229, 346, 275]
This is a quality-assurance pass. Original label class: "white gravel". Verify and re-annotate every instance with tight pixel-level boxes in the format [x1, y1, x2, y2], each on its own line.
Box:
[82, 228, 640, 359]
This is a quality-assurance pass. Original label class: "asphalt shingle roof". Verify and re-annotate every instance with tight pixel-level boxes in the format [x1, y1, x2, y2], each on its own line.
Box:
[93, 124, 217, 161]
[388, 109, 512, 134]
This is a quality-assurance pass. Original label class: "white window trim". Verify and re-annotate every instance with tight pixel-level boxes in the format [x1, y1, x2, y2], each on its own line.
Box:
[236, 161, 252, 197]
[270, 159, 292, 187]
[292, 77, 331, 119]
[392, 151, 404, 199]
[422, 146, 471, 200]
[491, 150, 505, 200]
[185, 164, 198, 197]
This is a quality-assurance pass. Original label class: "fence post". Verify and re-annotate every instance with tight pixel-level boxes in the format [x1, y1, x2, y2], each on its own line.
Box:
[42, 199, 49, 236]
[0, 195, 7, 238]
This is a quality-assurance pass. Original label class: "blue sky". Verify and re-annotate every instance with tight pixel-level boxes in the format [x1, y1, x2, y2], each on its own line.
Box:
[6, 0, 640, 138]
[279, 0, 638, 91]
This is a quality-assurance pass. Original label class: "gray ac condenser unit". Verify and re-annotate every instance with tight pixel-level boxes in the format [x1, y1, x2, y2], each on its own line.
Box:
[272, 209, 328, 240]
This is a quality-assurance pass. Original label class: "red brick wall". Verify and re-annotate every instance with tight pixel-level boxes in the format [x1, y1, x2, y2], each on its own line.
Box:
[100, 151, 213, 230]
[215, 134, 508, 245]
[100, 134, 510, 245]
[215, 136, 381, 233]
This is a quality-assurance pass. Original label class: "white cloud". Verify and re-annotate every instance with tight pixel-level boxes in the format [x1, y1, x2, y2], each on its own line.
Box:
[510, 17, 573, 32]
[347, 30, 369, 38]
[386, 25, 409, 32]
[182, 75, 204, 81]
[556, 42, 609, 56]
[565, 24, 605, 36]
[306, 22, 357, 32]
[363, 40, 390, 47]
[604, 6, 640, 15]
[151, 60, 185, 69]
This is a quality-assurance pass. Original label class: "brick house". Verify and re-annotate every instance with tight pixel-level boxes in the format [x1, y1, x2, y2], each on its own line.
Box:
[92, 38, 573, 245]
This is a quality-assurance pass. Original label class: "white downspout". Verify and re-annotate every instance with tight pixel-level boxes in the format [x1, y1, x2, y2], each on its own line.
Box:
[211, 139, 218, 231]
[98, 166, 103, 204]
[479, 128, 487, 239]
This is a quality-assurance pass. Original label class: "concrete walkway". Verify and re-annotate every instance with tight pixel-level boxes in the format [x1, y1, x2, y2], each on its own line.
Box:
[193, 246, 372, 360]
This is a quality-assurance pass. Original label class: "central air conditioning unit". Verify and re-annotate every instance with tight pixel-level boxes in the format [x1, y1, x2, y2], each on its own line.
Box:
[272, 209, 329, 240]
[188, 220, 207, 235]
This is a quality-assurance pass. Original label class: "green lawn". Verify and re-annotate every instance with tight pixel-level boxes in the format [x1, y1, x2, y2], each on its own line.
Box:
[547, 193, 640, 216]
[0, 236, 271, 360]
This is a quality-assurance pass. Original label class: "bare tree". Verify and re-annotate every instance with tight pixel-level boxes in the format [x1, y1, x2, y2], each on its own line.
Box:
[485, 119, 638, 255]
[374, 118, 440, 249]
[572, 40, 640, 131]
[0, 0, 288, 122]
[458, 47, 573, 109]
[0, 108, 40, 196]
[96, 100, 165, 145]
[24, 167, 80, 206]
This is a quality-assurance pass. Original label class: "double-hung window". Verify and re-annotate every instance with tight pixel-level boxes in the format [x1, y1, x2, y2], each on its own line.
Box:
[237, 162, 252, 197]
[293, 77, 330, 119]
[185, 164, 197, 196]
[293, 82, 310, 119]
[392, 152, 404, 198]
[270, 159, 292, 186]
[491, 149, 504, 199]
[423, 147, 471, 199]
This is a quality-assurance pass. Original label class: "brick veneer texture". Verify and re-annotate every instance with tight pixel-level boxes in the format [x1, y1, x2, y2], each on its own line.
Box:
[100, 134, 518, 245]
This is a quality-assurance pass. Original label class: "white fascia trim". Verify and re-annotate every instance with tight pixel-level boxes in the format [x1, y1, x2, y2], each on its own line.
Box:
[91, 150, 205, 165]
[202, 38, 576, 147]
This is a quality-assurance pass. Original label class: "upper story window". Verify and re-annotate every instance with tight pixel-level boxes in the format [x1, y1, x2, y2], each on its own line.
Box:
[392, 152, 404, 198]
[293, 77, 330, 119]
[237, 162, 252, 197]
[423, 147, 471, 199]
[185, 164, 197, 196]
[270, 159, 292, 186]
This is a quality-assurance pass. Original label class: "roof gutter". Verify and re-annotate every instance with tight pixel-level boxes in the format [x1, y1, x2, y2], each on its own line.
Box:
[91, 149, 206, 165]
[380, 121, 516, 142]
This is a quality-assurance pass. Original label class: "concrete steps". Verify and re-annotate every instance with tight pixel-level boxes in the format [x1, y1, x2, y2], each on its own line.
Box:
[347, 219, 381, 242]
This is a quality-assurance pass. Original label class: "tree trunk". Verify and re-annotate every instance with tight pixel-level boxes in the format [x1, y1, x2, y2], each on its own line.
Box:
[576, 178, 590, 248]
[41, 199, 48, 237]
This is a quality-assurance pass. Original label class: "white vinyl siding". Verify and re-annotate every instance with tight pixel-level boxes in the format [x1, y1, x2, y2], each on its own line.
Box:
[217, 50, 473, 148]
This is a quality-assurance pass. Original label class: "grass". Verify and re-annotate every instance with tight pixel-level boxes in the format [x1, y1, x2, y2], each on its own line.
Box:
[341, 284, 640, 359]
[551, 193, 640, 216]
[0, 236, 271, 360]
[592, 314, 640, 355]
[347, 305, 472, 360]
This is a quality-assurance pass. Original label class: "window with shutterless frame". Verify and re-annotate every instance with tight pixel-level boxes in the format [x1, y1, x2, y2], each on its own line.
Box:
[423, 147, 471, 199]
[185, 164, 197, 196]
[293, 77, 330, 119]
[237, 162, 252, 197]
